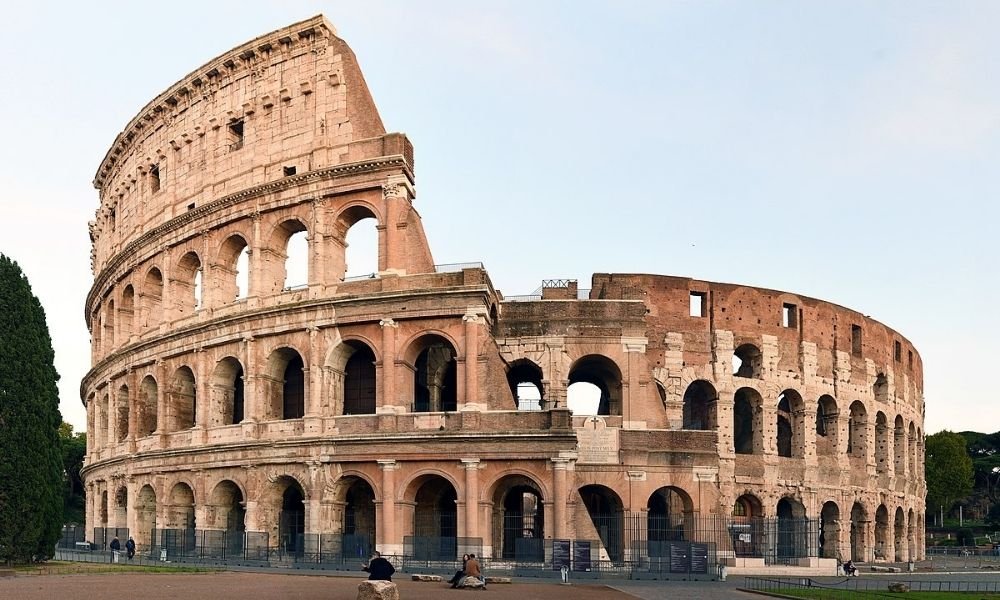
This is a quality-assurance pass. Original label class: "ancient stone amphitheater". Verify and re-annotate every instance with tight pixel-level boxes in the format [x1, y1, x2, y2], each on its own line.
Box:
[81, 15, 925, 573]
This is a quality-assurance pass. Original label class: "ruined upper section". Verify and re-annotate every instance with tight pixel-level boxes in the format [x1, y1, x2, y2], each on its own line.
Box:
[89, 15, 407, 274]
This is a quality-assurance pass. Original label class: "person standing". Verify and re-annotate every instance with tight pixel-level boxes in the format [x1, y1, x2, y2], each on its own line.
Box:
[125, 537, 136, 560]
[362, 550, 395, 581]
[109, 536, 121, 563]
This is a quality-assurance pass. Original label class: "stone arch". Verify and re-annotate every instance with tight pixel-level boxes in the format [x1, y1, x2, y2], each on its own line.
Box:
[336, 475, 377, 559]
[173, 250, 203, 316]
[490, 474, 545, 560]
[138, 375, 158, 436]
[776, 496, 809, 562]
[682, 380, 717, 430]
[908, 422, 917, 480]
[777, 389, 805, 458]
[734, 387, 764, 455]
[339, 340, 377, 415]
[166, 365, 197, 432]
[335, 203, 381, 279]
[894, 506, 906, 562]
[135, 484, 157, 553]
[820, 501, 840, 559]
[260, 474, 308, 554]
[120, 284, 135, 340]
[404, 473, 459, 560]
[211, 356, 245, 427]
[403, 333, 458, 413]
[142, 266, 164, 329]
[647, 486, 693, 554]
[207, 479, 246, 549]
[875, 412, 890, 474]
[847, 401, 867, 458]
[578, 484, 624, 562]
[894, 415, 906, 476]
[850, 501, 868, 561]
[269, 218, 309, 291]
[116, 384, 129, 442]
[164, 482, 196, 553]
[216, 233, 251, 302]
[263, 346, 306, 420]
[873, 373, 889, 404]
[103, 298, 115, 349]
[92, 312, 103, 357]
[875, 504, 889, 560]
[733, 343, 763, 378]
[568, 354, 623, 417]
[97, 393, 110, 447]
[506, 358, 544, 411]
[815, 394, 839, 456]
[732, 493, 764, 557]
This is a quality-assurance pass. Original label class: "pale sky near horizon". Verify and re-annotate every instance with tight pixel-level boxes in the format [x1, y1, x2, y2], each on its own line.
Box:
[1, 1, 997, 436]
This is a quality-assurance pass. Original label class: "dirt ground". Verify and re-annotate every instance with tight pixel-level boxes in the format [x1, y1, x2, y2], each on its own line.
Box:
[0, 571, 637, 600]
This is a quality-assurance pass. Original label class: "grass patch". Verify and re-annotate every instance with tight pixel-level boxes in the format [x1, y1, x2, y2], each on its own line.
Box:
[13, 561, 214, 575]
[772, 589, 1000, 599]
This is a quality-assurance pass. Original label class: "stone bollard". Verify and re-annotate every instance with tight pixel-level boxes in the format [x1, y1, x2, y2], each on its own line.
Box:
[357, 580, 399, 600]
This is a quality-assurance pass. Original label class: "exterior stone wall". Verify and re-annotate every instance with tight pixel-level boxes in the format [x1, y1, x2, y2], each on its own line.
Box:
[82, 15, 925, 566]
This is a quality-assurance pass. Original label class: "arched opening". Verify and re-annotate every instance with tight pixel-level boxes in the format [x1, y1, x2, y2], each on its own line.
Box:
[138, 375, 158, 436]
[208, 480, 245, 558]
[116, 385, 129, 442]
[276, 479, 306, 556]
[342, 477, 376, 560]
[100, 490, 109, 529]
[412, 475, 458, 560]
[875, 412, 890, 474]
[647, 487, 692, 556]
[174, 251, 203, 315]
[578, 484, 624, 562]
[211, 357, 245, 427]
[92, 314, 102, 357]
[492, 475, 544, 561]
[114, 486, 128, 529]
[894, 507, 905, 562]
[894, 415, 906, 477]
[507, 359, 544, 411]
[120, 285, 135, 340]
[847, 401, 867, 458]
[164, 483, 196, 555]
[682, 380, 717, 430]
[656, 382, 667, 408]
[907, 508, 916, 560]
[733, 343, 762, 378]
[283, 225, 309, 290]
[104, 299, 115, 349]
[874, 504, 889, 561]
[850, 502, 868, 562]
[166, 366, 196, 431]
[217, 234, 250, 302]
[343, 342, 376, 415]
[264, 348, 305, 420]
[815, 395, 839, 456]
[568, 355, 622, 416]
[410, 335, 458, 412]
[776, 497, 808, 563]
[734, 387, 763, 455]
[908, 422, 917, 480]
[343, 214, 379, 279]
[142, 267, 163, 329]
[873, 373, 889, 404]
[98, 394, 109, 447]
[135, 485, 156, 554]
[777, 390, 804, 458]
[731, 494, 763, 557]
[820, 501, 840, 559]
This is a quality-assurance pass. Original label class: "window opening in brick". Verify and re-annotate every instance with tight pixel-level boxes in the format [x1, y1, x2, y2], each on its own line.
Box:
[579, 485, 624, 562]
[283, 165, 296, 177]
[187, 203, 196, 211]
[109, 208, 116, 231]
[413, 335, 457, 412]
[875, 412, 889, 473]
[229, 119, 244, 151]
[894, 341, 901, 362]
[647, 487, 687, 546]
[733, 387, 762, 455]
[282, 354, 305, 419]
[343, 343, 377, 415]
[689, 292, 706, 317]
[568, 354, 622, 416]
[507, 360, 543, 411]
[213, 357, 244, 425]
[847, 401, 867, 457]
[893, 414, 906, 475]
[413, 477, 458, 552]
[343, 213, 378, 280]
[907, 351, 913, 370]
[851, 325, 862, 356]
[873, 373, 888, 404]
[283, 229, 309, 289]
[343, 478, 375, 548]
[782, 303, 797, 328]
[682, 380, 717, 430]
[815, 395, 839, 456]
[149, 164, 160, 193]
[776, 390, 803, 458]
[235, 245, 250, 299]
[732, 344, 762, 378]
[279, 480, 305, 553]
[168, 366, 196, 431]
[138, 375, 158, 436]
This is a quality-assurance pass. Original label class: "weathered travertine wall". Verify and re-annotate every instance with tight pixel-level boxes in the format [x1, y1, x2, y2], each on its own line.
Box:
[82, 15, 924, 568]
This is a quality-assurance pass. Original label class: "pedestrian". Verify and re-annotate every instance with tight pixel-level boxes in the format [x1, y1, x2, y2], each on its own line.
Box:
[448, 553, 470, 588]
[466, 553, 485, 589]
[362, 550, 395, 581]
[109, 536, 121, 563]
[125, 536, 136, 560]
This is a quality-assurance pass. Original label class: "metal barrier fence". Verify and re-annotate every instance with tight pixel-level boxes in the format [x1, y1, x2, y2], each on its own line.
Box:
[59, 526, 87, 549]
[745, 576, 1000, 596]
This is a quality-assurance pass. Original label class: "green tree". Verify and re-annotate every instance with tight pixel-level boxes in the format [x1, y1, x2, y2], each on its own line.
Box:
[58, 422, 86, 525]
[0, 254, 64, 563]
[925, 430, 974, 517]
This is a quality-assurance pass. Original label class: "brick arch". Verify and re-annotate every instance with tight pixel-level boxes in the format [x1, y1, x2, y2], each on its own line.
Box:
[483, 468, 551, 504]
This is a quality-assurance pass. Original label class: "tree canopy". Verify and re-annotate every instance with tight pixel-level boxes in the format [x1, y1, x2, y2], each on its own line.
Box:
[0, 254, 64, 563]
[925, 430, 974, 515]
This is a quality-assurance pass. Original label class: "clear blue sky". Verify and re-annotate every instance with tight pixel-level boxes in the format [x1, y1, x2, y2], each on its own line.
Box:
[1, 1, 997, 435]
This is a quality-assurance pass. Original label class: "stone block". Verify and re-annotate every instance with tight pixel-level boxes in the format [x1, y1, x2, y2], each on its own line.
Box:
[357, 580, 399, 600]
[484, 576, 511, 584]
[458, 577, 485, 589]
[411, 574, 442, 582]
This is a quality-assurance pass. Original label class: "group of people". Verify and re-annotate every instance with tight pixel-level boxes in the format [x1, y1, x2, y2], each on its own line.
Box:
[107, 536, 136, 561]
[447, 553, 486, 589]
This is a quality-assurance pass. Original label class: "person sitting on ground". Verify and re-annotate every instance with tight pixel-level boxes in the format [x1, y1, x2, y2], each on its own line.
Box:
[448, 553, 470, 588]
[843, 559, 858, 576]
[362, 550, 395, 581]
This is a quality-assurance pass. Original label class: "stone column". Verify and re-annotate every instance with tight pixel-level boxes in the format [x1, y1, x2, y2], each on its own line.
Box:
[155, 360, 168, 448]
[305, 326, 322, 431]
[462, 314, 482, 408]
[379, 319, 397, 412]
[310, 198, 326, 290]
[378, 460, 399, 554]
[248, 212, 263, 298]
[552, 457, 572, 539]
[194, 348, 208, 444]
[381, 176, 413, 274]
[461, 459, 481, 540]
[623, 338, 646, 426]
[242, 336, 260, 439]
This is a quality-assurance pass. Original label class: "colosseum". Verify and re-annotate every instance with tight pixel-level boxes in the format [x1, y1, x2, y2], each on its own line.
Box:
[81, 15, 925, 575]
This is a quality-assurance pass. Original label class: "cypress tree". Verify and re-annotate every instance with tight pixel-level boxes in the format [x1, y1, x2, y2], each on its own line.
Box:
[0, 254, 64, 563]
